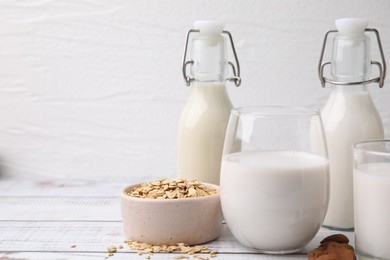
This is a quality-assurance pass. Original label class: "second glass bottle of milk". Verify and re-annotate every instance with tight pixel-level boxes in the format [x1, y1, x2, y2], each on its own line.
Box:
[177, 21, 241, 185]
[315, 18, 386, 230]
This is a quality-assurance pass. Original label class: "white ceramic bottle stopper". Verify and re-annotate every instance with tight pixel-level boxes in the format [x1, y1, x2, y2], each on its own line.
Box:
[335, 18, 368, 35]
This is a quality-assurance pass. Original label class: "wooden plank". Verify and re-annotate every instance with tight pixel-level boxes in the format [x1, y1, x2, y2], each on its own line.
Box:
[0, 252, 308, 260]
[0, 197, 120, 221]
[0, 179, 356, 260]
[0, 196, 356, 250]
[0, 179, 127, 197]
[0, 221, 123, 253]
[0, 221, 353, 255]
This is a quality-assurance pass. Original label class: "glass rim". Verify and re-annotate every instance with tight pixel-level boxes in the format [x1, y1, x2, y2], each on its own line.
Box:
[231, 106, 321, 116]
[354, 140, 390, 157]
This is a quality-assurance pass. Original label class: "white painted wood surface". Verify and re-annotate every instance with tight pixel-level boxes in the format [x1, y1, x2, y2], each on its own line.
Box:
[0, 178, 354, 259]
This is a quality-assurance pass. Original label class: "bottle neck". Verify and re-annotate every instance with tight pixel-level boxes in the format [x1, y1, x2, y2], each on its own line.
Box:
[331, 33, 371, 83]
[190, 34, 228, 82]
[191, 81, 226, 89]
[331, 84, 368, 94]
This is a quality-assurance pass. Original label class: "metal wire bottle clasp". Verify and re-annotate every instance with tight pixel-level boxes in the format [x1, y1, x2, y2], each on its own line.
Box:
[182, 29, 241, 87]
[318, 28, 387, 88]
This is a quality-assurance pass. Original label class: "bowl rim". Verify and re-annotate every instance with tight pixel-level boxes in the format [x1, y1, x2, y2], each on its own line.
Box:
[120, 181, 220, 203]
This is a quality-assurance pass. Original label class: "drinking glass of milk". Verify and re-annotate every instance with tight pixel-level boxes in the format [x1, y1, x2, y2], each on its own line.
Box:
[354, 140, 390, 260]
[220, 106, 329, 254]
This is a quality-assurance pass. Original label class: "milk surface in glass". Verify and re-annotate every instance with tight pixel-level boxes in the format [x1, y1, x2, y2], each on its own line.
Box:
[354, 163, 390, 260]
[220, 150, 329, 252]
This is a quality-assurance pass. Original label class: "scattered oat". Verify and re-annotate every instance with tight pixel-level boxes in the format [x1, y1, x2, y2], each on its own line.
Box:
[180, 246, 191, 253]
[107, 245, 117, 253]
[193, 255, 209, 260]
[190, 246, 204, 254]
[144, 248, 153, 253]
[126, 178, 217, 199]
[70, 244, 76, 248]
[123, 240, 217, 259]
[118, 244, 123, 249]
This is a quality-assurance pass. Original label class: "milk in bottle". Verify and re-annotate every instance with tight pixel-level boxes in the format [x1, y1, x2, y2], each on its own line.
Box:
[177, 21, 241, 184]
[313, 18, 385, 230]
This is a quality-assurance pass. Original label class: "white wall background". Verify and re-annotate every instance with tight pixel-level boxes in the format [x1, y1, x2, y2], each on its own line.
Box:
[0, 0, 389, 182]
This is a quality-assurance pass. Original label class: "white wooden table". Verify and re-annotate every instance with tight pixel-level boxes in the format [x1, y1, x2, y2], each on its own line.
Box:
[0, 178, 354, 259]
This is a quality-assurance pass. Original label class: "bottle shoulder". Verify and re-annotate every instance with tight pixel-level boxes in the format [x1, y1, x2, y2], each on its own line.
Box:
[184, 83, 233, 108]
[322, 91, 379, 117]
[321, 91, 383, 136]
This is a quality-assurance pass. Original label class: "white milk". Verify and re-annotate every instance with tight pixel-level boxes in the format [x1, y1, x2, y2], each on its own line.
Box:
[354, 163, 390, 259]
[177, 82, 232, 184]
[220, 151, 329, 252]
[316, 88, 383, 229]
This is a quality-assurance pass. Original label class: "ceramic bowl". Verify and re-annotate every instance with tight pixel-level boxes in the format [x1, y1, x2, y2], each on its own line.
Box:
[120, 182, 222, 245]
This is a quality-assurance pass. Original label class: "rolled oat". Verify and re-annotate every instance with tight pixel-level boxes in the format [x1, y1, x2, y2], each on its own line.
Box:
[126, 178, 217, 199]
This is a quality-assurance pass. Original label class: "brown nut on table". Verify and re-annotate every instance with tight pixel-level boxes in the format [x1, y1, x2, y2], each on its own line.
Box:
[320, 234, 349, 244]
[308, 234, 356, 260]
[323, 242, 356, 260]
[315, 255, 338, 260]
